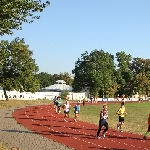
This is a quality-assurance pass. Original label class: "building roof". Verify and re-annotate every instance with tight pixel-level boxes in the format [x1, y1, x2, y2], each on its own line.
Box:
[40, 80, 73, 92]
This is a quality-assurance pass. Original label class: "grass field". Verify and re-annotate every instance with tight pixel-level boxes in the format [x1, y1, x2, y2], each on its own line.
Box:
[0, 100, 150, 150]
[68, 101, 150, 136]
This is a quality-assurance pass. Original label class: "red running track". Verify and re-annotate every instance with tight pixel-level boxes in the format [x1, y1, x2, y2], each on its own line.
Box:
[12, 104, 150, 150]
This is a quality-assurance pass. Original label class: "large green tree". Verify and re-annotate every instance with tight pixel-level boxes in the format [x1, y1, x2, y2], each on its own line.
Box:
[36, 72, 53, 88]
[72, 51, 90, 92]
[130, 58, 150, 95]
[115, 51, 133, 97]
[88, 50, 115, 97]
[72, 49, 116, 98]
[0, 37, 40, 96]
[0, 0, 50, 35]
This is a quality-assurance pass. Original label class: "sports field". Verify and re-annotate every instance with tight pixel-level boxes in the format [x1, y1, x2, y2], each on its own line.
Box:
[0, 100, 150, 149]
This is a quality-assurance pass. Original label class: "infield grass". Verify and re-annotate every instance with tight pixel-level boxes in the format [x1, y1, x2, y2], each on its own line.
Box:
[69, 101, 150, 136]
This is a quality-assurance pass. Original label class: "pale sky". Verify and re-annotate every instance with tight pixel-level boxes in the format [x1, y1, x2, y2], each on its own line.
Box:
[1, 0, 150, 75]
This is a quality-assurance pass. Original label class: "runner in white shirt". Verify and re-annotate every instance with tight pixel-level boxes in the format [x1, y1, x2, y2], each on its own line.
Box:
[63, 100, 70, 122]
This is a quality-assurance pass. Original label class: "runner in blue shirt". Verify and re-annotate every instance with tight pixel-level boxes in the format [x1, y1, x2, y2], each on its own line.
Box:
[73, 101, 80, 122]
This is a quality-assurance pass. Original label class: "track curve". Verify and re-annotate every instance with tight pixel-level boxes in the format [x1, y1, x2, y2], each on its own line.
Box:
[12, 104, 150, 150]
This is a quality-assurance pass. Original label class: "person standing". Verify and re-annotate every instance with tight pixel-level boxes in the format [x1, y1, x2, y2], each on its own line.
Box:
[143, 114, 150, 140]
[116, 101, 127, 132]
[96, 104, 109, 139]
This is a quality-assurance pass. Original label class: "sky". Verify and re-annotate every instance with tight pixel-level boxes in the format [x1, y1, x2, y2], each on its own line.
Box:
[1, 0, 150, 76]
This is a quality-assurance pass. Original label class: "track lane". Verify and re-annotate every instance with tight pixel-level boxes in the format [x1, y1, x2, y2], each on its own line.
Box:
[12, 104, 150, 150]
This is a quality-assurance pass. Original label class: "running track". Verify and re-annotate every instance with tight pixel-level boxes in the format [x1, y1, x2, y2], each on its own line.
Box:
[12, 103, 150, 150]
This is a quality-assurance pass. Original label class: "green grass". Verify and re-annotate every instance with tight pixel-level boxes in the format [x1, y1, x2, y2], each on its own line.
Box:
[69, 101, 150, 136]
[0, 99, 53, 109]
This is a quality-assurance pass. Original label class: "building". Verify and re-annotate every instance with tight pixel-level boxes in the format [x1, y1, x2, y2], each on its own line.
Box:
[0, 81, 87, 100]
[40, 80, 73, 92]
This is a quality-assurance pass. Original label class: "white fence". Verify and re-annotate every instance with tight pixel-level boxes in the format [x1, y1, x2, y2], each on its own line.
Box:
[0, 90, 87, 100]
[0, 90, 148, 101]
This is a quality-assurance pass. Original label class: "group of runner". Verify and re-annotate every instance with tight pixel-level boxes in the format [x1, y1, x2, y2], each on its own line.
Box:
[96, 101, 150, 140]
[53, 96, 150, 140]
[53, 96, 80, 122]
[96, 101, 127, 139]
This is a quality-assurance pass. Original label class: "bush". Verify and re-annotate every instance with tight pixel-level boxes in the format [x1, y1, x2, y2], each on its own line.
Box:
[60, 90, 69, 100]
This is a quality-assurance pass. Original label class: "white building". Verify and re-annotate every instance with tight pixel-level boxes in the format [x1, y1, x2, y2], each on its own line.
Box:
[0, 81, 87, 100]
[40, 80, 73, 92]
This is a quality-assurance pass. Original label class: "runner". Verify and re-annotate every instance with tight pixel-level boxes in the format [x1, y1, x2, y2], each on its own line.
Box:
[116, 101, 127, 132]
[90, 96, 93, 103]
[82, 98, 86, 106]
[66, 96, 69, 101]
[143, 114, 150, 140]
[96, 104, 109, 139]
[55, 96, 59, 113]
[53, 96, 57, 109]
[57, 96, 62, 114]
[73, 101, 80, 122]
[122, 94, 126, 103]
[63, 100, 70, 122]
[116, 94, 119, 101]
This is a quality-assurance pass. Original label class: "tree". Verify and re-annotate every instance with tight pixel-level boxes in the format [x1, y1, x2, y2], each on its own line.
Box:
[58, 72, 74, 86]
[72, 51, 90, 92]
[130, 58, 150, 96]
[60, 90, 69, 100]
[72, 49, 116, 98]
[0, 37, 40, 98]
[87, 50, 115, 97]
[115, 51, 133, 97]
[0, 0, 50, 35]
[36, 72, 53, 88]
[52, 72, 73, 86]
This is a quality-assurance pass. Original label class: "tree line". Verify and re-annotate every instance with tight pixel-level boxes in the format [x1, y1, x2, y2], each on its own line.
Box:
[1, 1, 149, 99]
[72, 49, 150, 98]
[0, 0, 50, 99]
[1, 39, 150, 99]
[0, 38, 73, 93]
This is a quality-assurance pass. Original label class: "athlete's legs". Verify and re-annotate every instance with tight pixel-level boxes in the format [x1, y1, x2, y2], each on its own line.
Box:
[64, 112, 68, 122]
[73, 113, 78, 122]
[103, 121, 108, 134]
[119, 118, 124, 131]
[143, 125, 150, 140]
[96, 120, 103, 137]
[54, 101, 56, 109]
